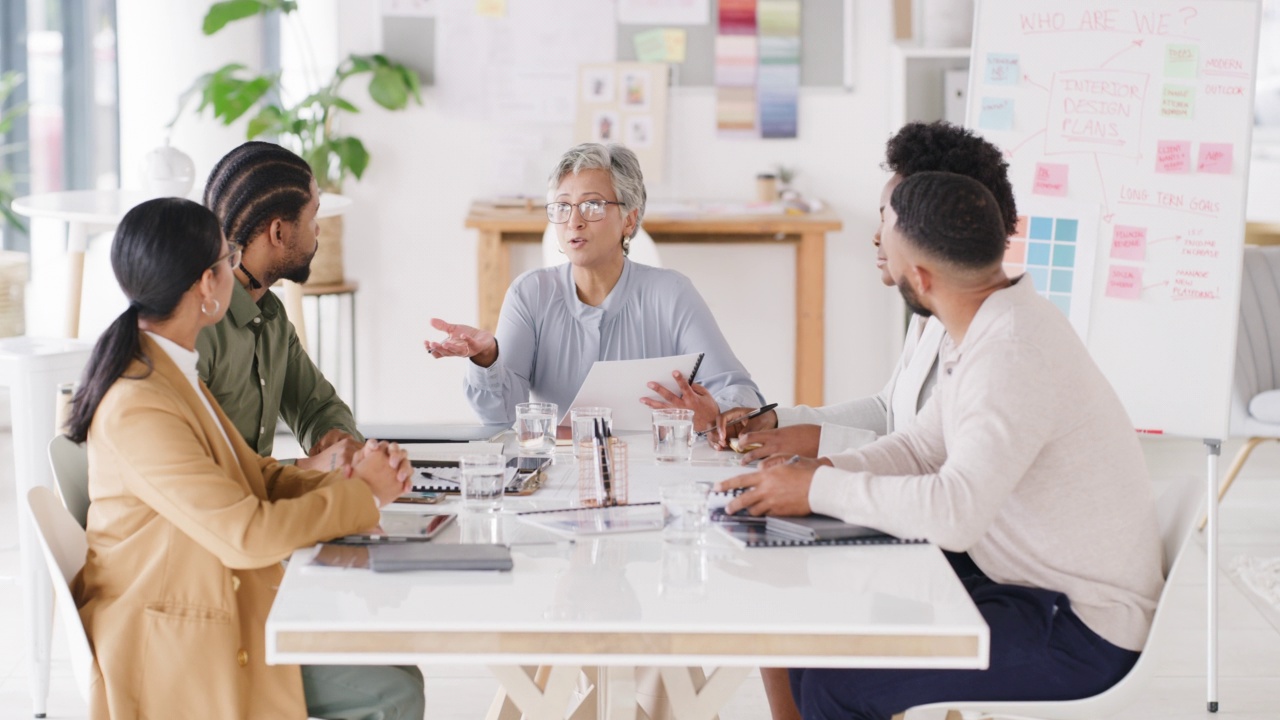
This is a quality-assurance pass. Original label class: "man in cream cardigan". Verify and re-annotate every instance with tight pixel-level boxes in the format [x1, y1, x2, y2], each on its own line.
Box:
[720, 171, 1163, 720]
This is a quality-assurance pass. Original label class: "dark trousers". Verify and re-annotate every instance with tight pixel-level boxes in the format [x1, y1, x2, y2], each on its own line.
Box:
[788, 553, 1140, 720]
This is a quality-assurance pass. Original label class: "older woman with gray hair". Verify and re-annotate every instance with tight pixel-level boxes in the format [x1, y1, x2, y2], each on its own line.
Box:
[427, 142, 763, 428]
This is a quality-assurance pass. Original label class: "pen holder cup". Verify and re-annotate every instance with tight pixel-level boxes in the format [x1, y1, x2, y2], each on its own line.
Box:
[577, 438, 628, 507]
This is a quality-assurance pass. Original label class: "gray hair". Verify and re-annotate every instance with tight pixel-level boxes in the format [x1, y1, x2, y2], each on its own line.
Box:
[547, 143, 646, 240]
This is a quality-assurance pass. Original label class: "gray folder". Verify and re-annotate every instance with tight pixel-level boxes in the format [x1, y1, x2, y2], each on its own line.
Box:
[369, 543, 513, 573]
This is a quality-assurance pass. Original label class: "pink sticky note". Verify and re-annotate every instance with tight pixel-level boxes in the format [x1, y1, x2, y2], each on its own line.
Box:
[1106, 266, 1143, 300]
[1198, 143, 1233, 174]
[1156, 140, 1191, 173]
[1111, 225, 1148, 261]
[1032, 163, 1069, 197]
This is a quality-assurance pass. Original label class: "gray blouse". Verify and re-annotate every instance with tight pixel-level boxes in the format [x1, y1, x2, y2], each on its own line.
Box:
[466, 260, 764, 425]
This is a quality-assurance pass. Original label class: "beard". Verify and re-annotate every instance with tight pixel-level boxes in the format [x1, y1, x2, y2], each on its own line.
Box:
[896, 275, 933, 318]
[276, 241, 318, 284]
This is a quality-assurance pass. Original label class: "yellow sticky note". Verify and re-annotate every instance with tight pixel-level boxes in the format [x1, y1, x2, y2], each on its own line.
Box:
[664, 29, 687, 62]
[475, 0, 506, 18]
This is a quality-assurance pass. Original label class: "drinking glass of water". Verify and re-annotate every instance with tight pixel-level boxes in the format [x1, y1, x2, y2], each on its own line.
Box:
[652, 408, 694, 463]
[660, 480, 712, 544]
[515, 402, 557, 455]
[570, 406, 612, 459]
[460, 454, 506, 512]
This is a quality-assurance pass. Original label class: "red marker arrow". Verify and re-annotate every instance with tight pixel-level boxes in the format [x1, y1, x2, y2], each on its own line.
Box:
[1023, 74, 1050, 92]
[1093, 154, 1114, 223]
[1148, 235, 1182, 245]
[1143, 280, 1169, 290]
[1101, 39, 1145, 68]
[1003, 129, 1047, 158]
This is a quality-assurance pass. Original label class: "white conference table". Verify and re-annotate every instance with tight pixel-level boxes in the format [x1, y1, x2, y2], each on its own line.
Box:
[266, 434, 989, 719]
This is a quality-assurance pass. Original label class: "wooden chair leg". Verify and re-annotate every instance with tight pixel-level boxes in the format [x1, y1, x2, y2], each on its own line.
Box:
[1198, 437, 1271, 530]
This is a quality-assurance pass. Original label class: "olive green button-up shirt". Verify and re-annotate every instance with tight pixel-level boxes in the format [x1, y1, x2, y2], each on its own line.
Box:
[196, 282, 360, 457]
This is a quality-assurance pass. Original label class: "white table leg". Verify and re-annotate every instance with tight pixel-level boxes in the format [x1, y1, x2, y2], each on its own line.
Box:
[658, 666, 751, 720]
[598, 666, 637, 720]
[1, 341, 92, 719]
[488, 665, 583, 720]
[65, 222, 88, 339]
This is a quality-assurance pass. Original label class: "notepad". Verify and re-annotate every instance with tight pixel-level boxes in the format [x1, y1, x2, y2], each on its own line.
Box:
[561, 353, 704, 431]
[369, 543, 514, 572]
[516, 503, 665, 537]
[765, 514, 887, 542]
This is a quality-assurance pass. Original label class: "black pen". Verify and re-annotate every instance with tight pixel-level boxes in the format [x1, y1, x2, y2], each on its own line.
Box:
[697, 402, 779, 438]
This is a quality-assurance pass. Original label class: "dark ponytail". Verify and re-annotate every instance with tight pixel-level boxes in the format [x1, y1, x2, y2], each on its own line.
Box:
[65, 198, 224, 443]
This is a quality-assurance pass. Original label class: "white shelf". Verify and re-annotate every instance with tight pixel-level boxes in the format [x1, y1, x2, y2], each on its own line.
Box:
[894, 42, 971, 60]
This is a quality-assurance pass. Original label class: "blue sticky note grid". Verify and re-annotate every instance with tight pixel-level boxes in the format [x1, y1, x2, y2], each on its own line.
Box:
[979, 97, 1015, 131]
[1010, 214, 1084, 320]
[985, 53, 1020, 86]
[1052, 243, 1075, 268]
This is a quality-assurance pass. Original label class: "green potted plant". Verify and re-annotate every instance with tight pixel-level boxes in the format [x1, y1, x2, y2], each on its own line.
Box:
[1, 71, 28, 234]
[174, 0, 422, 282]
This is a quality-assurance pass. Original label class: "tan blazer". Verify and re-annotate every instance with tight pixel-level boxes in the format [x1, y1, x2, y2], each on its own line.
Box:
[73, 335, 379, 719]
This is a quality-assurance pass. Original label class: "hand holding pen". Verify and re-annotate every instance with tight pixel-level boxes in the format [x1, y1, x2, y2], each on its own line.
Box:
[706, 402, 780, 448]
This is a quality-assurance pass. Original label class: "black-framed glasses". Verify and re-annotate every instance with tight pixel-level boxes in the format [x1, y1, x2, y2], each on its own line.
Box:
[545, 200, 623, 224]
[209, 245, 242, 271]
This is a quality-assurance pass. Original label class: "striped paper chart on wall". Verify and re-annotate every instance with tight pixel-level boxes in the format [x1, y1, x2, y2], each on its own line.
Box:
[716, 0, 801, 139]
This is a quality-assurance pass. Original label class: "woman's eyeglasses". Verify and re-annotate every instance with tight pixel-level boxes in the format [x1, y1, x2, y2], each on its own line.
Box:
[209, 245, 242, 271]
[545, 200, 622, 224]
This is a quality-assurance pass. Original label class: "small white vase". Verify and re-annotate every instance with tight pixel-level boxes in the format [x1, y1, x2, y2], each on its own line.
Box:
[140, 140, 196, 198]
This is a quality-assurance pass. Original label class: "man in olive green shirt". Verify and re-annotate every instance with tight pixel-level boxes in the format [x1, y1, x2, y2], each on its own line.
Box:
[197, 143, 363, 473]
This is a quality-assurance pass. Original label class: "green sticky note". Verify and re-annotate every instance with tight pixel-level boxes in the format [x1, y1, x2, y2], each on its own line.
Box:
[1164, 44, 1199, 78]
[634, 29, 669, 63]
[1161, 84, 1196, 119]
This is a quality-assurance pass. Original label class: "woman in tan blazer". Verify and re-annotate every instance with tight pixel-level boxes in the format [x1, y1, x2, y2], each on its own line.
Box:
[67, 198, 423, 719]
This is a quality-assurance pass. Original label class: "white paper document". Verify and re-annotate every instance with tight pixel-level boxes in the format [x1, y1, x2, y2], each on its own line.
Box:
[561, 353, 703, 431]
[401, 442, 504, 462]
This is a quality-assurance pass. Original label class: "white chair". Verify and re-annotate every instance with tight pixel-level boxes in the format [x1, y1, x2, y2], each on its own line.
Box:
[26, 486, 96, 703]
[1198, 245, 1280, 529]
[541, 224, 663, 268]
[903, 472, 1205, 720]
[49, 434, 90, 529]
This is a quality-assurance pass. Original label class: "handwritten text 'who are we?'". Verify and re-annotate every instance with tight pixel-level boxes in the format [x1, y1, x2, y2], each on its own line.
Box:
[1018, 8, 1200, 36]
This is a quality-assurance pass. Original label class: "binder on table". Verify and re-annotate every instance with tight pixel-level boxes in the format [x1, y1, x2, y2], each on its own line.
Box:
[714, 513, 925, 549]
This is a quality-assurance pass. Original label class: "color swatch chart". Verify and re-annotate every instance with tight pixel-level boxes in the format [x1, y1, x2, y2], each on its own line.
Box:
[1004, 214, 1080, 317]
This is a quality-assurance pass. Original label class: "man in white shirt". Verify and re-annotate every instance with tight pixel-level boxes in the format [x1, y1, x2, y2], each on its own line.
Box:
[713, 121, 1021, 461]
[720, 171, 1163, 720]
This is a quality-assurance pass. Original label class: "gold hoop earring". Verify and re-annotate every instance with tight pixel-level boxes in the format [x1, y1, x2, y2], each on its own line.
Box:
[201, 298, 221, 316]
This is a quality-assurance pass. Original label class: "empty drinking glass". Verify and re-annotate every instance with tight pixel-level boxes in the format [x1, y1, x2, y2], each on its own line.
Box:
[652, 408, 694, 463]
[460, 454, 506, 512]
[515, 402, 557, 455]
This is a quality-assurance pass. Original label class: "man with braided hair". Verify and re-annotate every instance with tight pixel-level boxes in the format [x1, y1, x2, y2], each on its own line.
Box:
[198, 142, 363, 473]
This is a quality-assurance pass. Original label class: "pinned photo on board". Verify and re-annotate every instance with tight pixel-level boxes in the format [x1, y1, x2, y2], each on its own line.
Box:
[592, 110, 621, 143]
[626, 116, 654, 148]
[622, 71, 651, 110]
[582, 68, 615, 104]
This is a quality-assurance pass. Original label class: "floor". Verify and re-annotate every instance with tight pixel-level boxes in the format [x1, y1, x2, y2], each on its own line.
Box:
[1, 395, 1278, 719]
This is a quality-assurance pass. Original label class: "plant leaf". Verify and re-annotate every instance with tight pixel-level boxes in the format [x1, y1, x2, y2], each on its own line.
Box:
[330, 137, 370, 180]
[0, 203, 27, 234]
[368, 66, 408, 110]
[330, 95, 360, 113]
[203, 0, 268, 35]
[212, 73, 274, 124]
[246, 105, 284, 138]
[397, 66, 423, 104]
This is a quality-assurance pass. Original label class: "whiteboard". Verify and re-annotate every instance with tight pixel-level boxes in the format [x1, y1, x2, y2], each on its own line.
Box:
[966, 0, 1262, 439]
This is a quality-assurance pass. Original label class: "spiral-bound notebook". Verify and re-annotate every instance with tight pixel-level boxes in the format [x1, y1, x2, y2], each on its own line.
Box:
[714, 514, 925, 549]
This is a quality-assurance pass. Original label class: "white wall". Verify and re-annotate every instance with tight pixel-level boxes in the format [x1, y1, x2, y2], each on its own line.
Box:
[334, 0, 903, 424]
